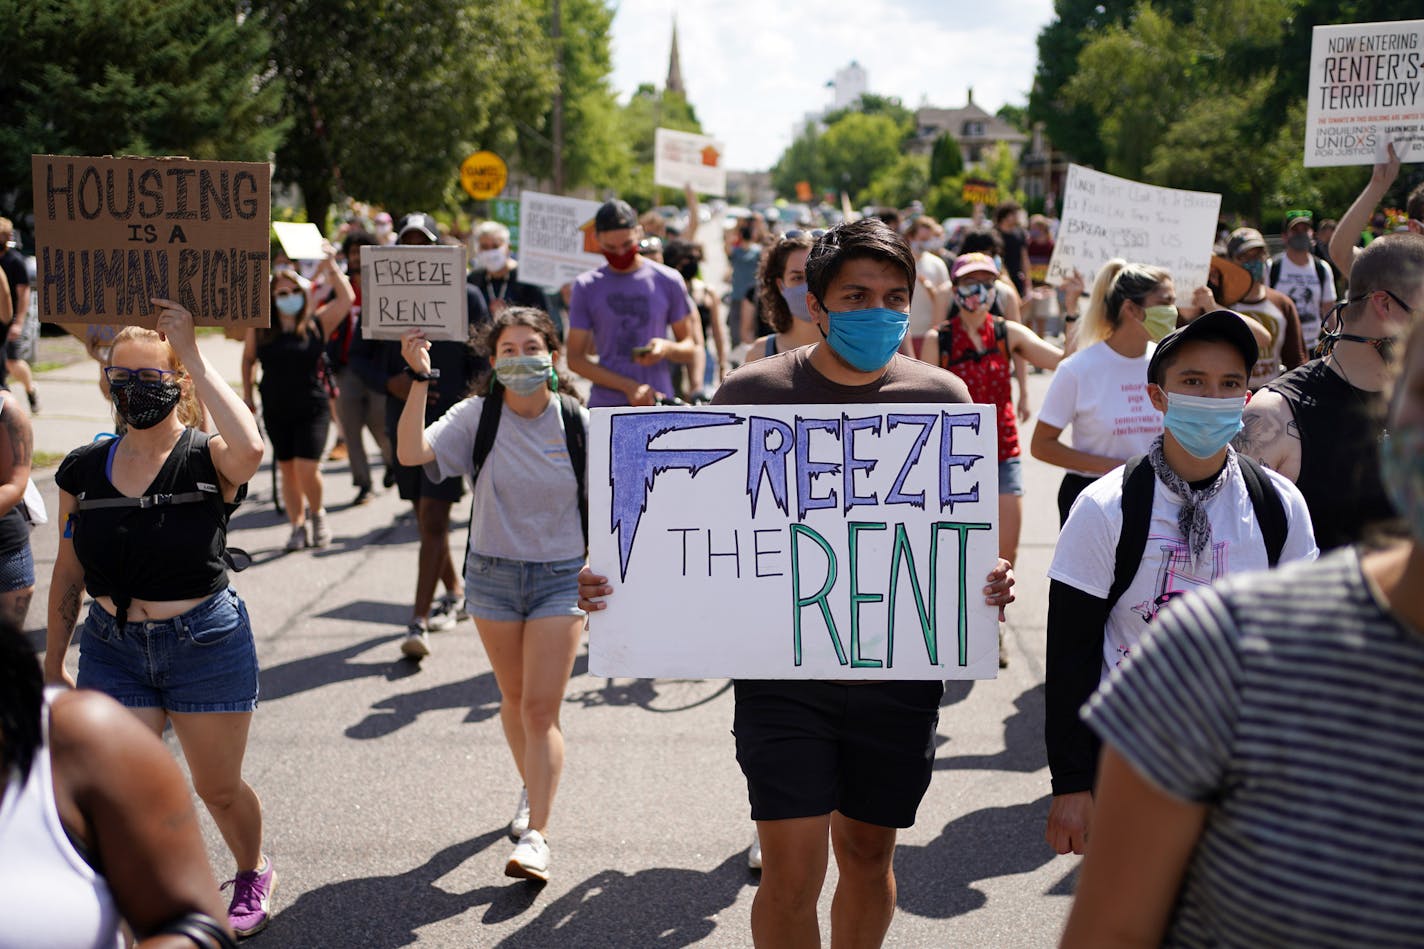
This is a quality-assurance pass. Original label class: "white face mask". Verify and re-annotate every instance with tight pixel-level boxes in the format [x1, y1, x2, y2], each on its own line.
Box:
[476, 247, 509, 272]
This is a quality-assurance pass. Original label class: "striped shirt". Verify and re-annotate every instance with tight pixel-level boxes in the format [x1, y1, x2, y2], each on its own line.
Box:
[1084, 547, 1424, 947]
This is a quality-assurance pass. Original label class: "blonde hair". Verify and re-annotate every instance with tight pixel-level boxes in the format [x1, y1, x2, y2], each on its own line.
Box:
[1077, 259, 1173, 347]
[107, 326, 204, 431]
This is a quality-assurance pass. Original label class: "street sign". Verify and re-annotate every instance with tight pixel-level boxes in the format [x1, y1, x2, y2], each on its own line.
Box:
[460, 151, 508, 200]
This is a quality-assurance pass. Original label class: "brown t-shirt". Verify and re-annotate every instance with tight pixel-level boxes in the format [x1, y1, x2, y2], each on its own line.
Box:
[714, 346, 972, 407]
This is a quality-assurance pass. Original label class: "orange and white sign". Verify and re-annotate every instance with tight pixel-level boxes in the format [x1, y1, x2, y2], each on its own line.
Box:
[654, 128, 727, 197]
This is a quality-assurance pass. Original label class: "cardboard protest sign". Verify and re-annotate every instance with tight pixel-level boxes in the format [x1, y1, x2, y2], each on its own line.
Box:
[360, 244, 468, 341]
[1045, 165, 1220, 292]
[272, 222, 326, 261]
[1305, 19, 1424, 167]
[587, 404, 1001, 680]
[31, 155, 271, 327]
[653, 128, 727, 197]
[517, 191, 605, 288]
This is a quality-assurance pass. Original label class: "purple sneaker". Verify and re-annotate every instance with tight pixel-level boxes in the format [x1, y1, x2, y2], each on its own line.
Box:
[224, 855, 276, 937]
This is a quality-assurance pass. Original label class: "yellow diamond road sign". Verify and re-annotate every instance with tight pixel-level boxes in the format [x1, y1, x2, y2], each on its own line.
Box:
[460, 151, 507, 200]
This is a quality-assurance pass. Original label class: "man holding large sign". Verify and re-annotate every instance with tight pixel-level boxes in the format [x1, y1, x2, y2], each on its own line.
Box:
[580, 220, 1015, 949]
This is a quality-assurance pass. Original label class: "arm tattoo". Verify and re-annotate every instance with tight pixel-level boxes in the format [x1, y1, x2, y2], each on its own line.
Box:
[59, 583, 81, 632]
[1, 404, 30, 469]
[1232, 410, 1281, 458]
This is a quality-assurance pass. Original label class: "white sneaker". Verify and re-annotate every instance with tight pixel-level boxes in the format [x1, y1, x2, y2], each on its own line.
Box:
[284, 523, 308, 552]
[310, 508, 332, 548]
[400, 622, 430, 660]
[505, 829, 550, 882]
[426, 596, 458, 632]
[748, 829, 762, 872]
[509, 787, 531, 841]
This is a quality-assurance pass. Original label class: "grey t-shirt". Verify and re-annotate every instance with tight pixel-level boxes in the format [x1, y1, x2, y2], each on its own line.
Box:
[425, 395, 588, 563]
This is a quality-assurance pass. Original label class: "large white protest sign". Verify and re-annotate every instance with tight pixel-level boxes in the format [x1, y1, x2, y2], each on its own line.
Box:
[654, 127, 727, 197]
[360, 245, 467, 341]
[271, 222, 326, 261]
[1045, 165, 1220, 292]
[1305, 20, 1424, 167]
[517, 190, 605, 288]
[587, 404, 1001, 680]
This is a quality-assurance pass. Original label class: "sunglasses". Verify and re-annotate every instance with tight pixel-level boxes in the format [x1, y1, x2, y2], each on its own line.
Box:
[104, 366, 179, 387]
[781, 229, 827, 241]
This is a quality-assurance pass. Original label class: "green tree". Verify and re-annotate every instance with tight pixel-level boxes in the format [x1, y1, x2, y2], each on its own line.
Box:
[1027, 0, 1138, 167]
[771, 122, 828, 199]
[859, 154, 929, 209]
[615, 83, 702, 210]
[0, 0, 286, 221]
[929, 131, 964, 183]
[819, 113, 904, 201]
[262, 0, 555, 225]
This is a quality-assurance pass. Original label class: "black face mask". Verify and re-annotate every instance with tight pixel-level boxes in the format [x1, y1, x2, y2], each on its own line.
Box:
[112, 381, 182, 429]
[677, 261, 699, 281]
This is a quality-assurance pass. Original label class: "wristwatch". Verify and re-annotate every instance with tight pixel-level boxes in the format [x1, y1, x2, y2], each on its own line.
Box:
[403, 366, 441, 382]
[1063, 315, 1079, 323]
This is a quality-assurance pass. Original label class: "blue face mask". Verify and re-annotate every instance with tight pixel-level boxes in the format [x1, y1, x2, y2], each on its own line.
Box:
[780, 282, 813, 322]
[823, 307, 909, 372]
[1163, 391, 1245, 459]
[1241, 259, 1266, 284]
[275, 293, 304, 317]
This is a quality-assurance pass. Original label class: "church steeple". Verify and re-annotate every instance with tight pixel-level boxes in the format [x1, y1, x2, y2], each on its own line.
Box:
[666, 17, 685, 96]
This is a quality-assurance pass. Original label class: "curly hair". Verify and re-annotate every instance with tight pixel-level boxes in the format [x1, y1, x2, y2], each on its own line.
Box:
[758, 234, 815, 333]
[471, 306, 583, 402]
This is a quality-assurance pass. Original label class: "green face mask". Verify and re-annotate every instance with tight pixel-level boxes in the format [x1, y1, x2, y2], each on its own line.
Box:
[1143, 304, 1179, 342]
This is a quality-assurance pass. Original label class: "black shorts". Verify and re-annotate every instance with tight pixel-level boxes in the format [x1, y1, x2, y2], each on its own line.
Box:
[264, 409, 330, 462]
[391, 460, 465, 504]
[733, 679, 943, 828]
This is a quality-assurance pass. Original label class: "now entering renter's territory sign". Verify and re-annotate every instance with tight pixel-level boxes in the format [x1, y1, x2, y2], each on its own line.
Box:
[31, 155, 272, 327]
[587, 404, 1001, 680]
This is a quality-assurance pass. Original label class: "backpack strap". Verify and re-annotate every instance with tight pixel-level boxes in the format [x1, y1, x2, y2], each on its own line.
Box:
[1269, 256, 1282, 288]
[993, 317, 1010, 361]
[1106, 455, 1154, 612]
[558, 393, 589, 545]
[1234, 452, 1287, 566]
[469, 391, 505, 488]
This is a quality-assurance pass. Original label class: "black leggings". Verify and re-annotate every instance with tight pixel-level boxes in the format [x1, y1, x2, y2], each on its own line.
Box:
[1057, 473, 1099, 526]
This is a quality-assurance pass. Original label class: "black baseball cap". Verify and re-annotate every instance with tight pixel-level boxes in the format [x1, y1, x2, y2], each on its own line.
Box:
[396, 213, 439, 242]
[1147, 309, 1259, 385]
[594, 199, 638, 233]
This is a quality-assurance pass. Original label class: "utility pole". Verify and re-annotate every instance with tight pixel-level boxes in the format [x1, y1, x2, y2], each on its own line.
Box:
[551, 0, 564, 193]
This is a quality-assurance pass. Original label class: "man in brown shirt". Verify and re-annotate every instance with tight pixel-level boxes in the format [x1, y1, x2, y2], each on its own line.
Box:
[582, 219, 1015, 948]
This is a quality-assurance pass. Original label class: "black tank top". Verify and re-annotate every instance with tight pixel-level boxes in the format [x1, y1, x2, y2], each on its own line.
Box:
[55, 429, 242, 606]
[1267, 359, 1393, 550]
[256, 322, 326, 411]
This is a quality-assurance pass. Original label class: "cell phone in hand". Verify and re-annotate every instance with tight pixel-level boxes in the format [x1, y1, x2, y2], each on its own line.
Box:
[632, 345, 654, 357]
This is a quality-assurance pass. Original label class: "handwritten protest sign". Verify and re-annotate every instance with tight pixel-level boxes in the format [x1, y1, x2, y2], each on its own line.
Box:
[517, 191, 605, 288]
[360, 245, 468, 341]
[272, 222, 326, 261]
[1045, 165, 1220, 292]
[587, 404, 1001, 680]
[653, 128, 727, 197]
[1305, 19, 1424, 167]
[31, 155, 271, 327]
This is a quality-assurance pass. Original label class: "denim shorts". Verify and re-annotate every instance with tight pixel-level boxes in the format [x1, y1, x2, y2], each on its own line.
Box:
[998, 456, 1025, 497]
[76, 587, 259, 713]
[464, 554, 585, 623]
[0, 542, 34, 592]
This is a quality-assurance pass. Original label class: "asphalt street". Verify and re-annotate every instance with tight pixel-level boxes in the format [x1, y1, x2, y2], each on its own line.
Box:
[27, 286, 1077, 947]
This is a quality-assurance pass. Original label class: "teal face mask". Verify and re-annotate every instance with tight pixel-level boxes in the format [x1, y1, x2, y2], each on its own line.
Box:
[1242, 259, 1266, 284]
[494, 354, 554, 395]
[1164, 392, 1245, 458]
[823, 307, 909, 372]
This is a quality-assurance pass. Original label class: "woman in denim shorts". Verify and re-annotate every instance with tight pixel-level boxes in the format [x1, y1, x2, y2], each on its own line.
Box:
[0, 385, 35, 629]
[397, 307, 587, 883]
[43, 304, 275, 938]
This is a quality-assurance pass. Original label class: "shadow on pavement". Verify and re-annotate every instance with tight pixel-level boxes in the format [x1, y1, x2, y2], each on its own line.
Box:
[894, 794, 1057, 919]
[564, 674, 732, 714]
[266, 828, 537, 948]
[933, 683, 1045, 773]
[494, 852, 751, 948]
[260, 634, 420, 703]
[344, 654, 590, 740]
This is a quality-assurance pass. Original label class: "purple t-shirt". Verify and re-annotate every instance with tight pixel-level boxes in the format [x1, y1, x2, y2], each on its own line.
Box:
[568, 260, 695, 407]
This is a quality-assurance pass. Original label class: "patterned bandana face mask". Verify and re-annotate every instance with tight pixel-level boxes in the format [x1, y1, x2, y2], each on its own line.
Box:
[111, 380, 182, 429]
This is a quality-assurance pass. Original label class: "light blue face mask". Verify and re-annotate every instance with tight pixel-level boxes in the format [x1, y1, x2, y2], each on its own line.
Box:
[494, 354, 554, 395]
[780, 282, 813, 322]
[275, 294, 304, 317]
[1241, 259, 1266, 284]
[823, 307, 909, 372]
[1163, 391, 1245, 458]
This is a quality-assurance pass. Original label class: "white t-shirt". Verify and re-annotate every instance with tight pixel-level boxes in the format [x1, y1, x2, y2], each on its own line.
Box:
[909, 251, 950, 338]
[1271, 254, 1334, 352]
[1234, 295, 1288, 388]
[425, 395, 588, 562]
[1047, 453, 1317, 680]
[1036, 340, 1162, 476]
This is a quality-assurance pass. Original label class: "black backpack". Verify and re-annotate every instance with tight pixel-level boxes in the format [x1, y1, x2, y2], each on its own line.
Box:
[1268, 255, 1331, 304]
[1105, 453, 1288, 611]
[469, 391, 588, 544]
[937, 315, 1010, 371]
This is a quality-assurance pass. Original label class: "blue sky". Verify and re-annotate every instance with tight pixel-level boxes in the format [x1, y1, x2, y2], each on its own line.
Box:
[609, 0, 1060, 171]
